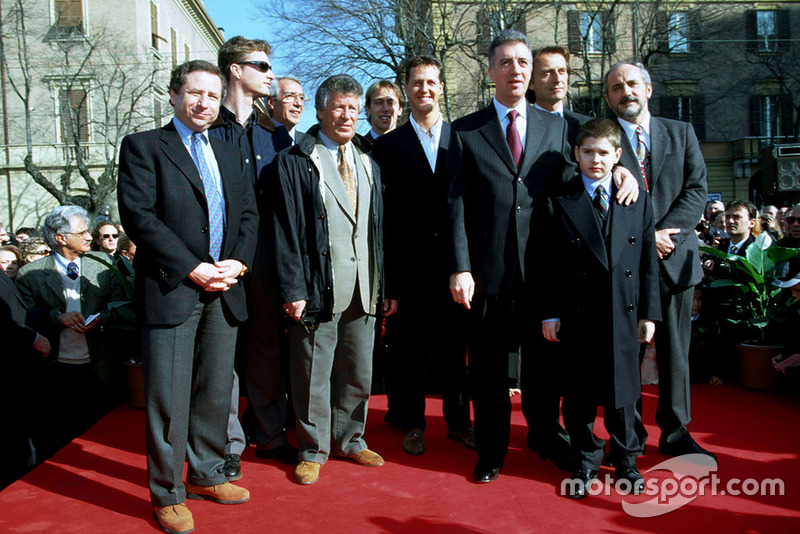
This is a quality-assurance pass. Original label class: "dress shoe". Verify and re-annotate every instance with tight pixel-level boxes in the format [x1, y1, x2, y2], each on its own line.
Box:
[223, 454, 242, 481]
[185, 481, 250, 504]
[346, 449, 384, 467]
[153, 503, 194, 534]
[295, 461, 321, 485]
[472, 462, 500, 483]
[659, 432, 717, 462]
[615, 466, 645, 495]
[403, 428, 425, 455]
[448, 428, 477, 450]
[254, 442, 298, 465]
[532, 445, 578, 473]
[565, 468, 599, 499]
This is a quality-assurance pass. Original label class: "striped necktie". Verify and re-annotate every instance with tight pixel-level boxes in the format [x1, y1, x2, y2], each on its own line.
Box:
[635, 126, 650, 191]
[191, 132, 224, 262]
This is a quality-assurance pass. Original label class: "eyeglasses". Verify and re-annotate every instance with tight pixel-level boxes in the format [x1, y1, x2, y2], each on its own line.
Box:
[237, 61, 272, 73]
[102, 233, 119, 239]
[31, 249, 50, 256]
[65, 229, 91, 237]
[787, 216, 800, 225]
[280, 92, 309, 103]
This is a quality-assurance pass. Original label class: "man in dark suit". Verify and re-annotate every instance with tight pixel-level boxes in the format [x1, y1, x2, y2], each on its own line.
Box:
[605, 61, 713, 460]
[0, 267, 50, 487]
[718, 200, 757, 255]
[364, 79, 403, 140]
[209, 35, 295, 481]
[373, 55, 473, 456]
[118, 60, 258, 534]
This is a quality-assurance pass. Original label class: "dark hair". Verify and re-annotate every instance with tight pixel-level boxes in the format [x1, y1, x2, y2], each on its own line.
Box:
[19, 237, 49, 263]
[168, 60, 227, 97]
[315, 74, 364, 113]
[726, 199, 758, 220]
[532, 45, 571, 72]
[488, 30, 530, 67]
[403, 55, 443, 83]
[576, 118, 623, 149]
[91, 220, 120, 251]
[217, 36, 273, 83]
[14, 226, 39, 238]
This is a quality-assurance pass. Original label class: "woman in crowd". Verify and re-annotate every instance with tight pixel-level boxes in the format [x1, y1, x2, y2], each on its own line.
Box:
[0, 244, 21, 279]
[19, 238, 50, 265]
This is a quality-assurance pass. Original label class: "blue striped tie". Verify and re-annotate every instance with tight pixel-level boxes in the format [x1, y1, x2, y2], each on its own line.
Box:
[191, 132, 223, 262]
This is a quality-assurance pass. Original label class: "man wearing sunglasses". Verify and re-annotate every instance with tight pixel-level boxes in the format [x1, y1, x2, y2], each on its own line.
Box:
[778, 205, 800, 248]
[209, 36, 295, 483]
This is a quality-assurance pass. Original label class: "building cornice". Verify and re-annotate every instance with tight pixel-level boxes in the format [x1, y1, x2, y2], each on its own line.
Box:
[178, 0, 224, 49]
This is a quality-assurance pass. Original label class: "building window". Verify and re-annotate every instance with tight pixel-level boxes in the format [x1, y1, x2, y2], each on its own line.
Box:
[60, 88, 89, 143]
[669, 12, 689, 53]
[170, 27, 178, 67]
[476, 9, 526, 57]
[150, 1, 166, 51]
[52, 0, 83, 37]
[750, 95, 793, 139]
[659, 94, 705, 140]
[568, 11, 615, 55]
[184, 43, 191, 62]
[746, 10, 790, 53]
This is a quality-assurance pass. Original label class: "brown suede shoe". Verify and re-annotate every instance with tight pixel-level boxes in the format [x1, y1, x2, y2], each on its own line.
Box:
[185, 481, 250, 504]
[153, 503, 194, 534]
[346, 448, 385, 467]
[295, 461, 321, 485]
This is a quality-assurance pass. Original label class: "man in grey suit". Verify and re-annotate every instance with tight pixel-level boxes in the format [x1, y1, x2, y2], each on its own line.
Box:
[271, 74, 398, 485]
[118, 60, 258, 534]
[604, 61, 713, 460]
[15, 205, 128, 461]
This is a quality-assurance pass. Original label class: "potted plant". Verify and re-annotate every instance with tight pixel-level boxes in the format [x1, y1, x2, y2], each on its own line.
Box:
[700, 234, 800, 390]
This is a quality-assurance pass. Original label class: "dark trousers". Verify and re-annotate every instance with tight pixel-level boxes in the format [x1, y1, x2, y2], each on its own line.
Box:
[143, 295, 237, 507]
[383, 292, 470, 433]
[467, 294, 521, 469]
[565, 397, 638, 471]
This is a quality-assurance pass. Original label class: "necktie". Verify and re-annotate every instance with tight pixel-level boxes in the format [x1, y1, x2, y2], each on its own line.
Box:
[506, 110, 522, 169]
[594, 185, 609, 219]
[730, 245, 738, 255]
[191, 132, 223, 261]
[338, 144, 358, 212]
[635, 126, 650, 191]
[66, 262, 79, 280]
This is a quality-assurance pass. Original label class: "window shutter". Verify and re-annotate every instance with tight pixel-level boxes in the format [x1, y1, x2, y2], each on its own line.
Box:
[689, 10, 703, 52]
[656, 11, 668, 53]
[777, 9, 790, 51]
[477, 9, 491, 57]
[750, 95, 761, 137]
[694, 95, 706, 141]
[602, 10, 616, 54]
[779, 94, 794, 137]
[745, 10, 757, 52]
[567, 11, 581, 54]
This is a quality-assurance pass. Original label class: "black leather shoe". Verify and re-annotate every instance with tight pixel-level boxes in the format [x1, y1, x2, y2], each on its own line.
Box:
[565, 468, 598, 499]
[223, 454, 242, 481]
[615, 466, 645, 495]
[659, 433, 717, 462]
[472, 462, 500, 483]
[254, 443, 298, 465]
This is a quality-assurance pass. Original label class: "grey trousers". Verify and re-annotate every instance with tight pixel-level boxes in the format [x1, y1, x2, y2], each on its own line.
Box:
[290, 298, 376, 465]
[143, 296, 237, 506]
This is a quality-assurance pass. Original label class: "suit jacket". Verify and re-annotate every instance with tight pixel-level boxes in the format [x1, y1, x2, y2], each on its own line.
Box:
[717, 235, 755, 256]
[15, 252, 128, 382]
[616, 116, 707, 292]
[563, 108, 591, 149]
[373, 120, 450, 299]
[117, 121, 259, 326]
[0, 268, 37, 354]
[448, 102, 575, 296]
[535, 179, 661, 407]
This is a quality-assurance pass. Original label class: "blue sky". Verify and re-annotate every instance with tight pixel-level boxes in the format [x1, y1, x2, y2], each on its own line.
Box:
[202, 0, 316, 133]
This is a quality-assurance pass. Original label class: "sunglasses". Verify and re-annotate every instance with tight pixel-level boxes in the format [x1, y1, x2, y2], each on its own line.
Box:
[31, 249, 50, 255]
[102, 233, 119, 239]
[237, 61, 271, 73]
[787, 217, 800, 225]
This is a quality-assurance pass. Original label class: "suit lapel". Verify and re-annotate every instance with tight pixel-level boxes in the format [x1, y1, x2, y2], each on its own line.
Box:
[314, 142, 356, 223]
[159, 125, 206, 197]
[518, 105, 545, 178]
[477, 105, 518, 174]
[42, 256, 67, 306]
[617, 121, 646, 191]
[557, 189, 609, 270]
[648, 117, 667, 190]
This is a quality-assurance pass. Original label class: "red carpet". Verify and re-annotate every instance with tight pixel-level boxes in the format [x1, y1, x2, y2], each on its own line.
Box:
[1, 385, 798, 533]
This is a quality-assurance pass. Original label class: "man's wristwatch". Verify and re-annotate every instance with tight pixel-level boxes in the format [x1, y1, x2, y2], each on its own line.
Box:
[239, 262, 249, 277]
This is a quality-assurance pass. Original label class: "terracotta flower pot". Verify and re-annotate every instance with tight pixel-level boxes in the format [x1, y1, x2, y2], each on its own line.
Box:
[737, 343, 783, 391]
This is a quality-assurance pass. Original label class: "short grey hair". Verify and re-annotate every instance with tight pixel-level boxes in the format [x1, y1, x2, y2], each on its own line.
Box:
[315, 74, 364, 115]
[269, 75, 303, 98]
[603, 61, 652, 95]
[488, 30, 530, 68]
[42, 205, 89, 249]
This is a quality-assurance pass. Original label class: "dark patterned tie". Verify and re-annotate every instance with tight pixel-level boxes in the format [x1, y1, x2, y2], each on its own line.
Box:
[66, 261, 79, 280]
[338, 144, 358, 213]
[635, 126, 650, 191]
[191, 132, 223, 261]
[594, 185, 609, 219]
[506, 110, 522, 169]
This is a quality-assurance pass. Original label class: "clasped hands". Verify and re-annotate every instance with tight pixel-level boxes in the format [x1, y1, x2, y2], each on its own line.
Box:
[188, 259, 243, 291]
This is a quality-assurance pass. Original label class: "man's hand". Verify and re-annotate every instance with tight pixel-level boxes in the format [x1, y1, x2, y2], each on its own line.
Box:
[638, 320, 655, 344]
[215, 259, 244, 282]
[612, 166, 639, 206]
[57, 311, 89, 333]
[283, 300, 307, 321]
[655, 228, 681, 259]
[383, 299, 398, 317]
[449, 271, 475, 310]
[542, 320, 561, 342]
[33, 335, 51, 357]
[188, 262, 234, 291]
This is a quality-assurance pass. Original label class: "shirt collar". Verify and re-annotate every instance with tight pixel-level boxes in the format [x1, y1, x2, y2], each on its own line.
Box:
[582, 173, 613, 197]
[617, 111, 651, 139]
[493, 97, 527, 122]
[54, 251, 80, 274]
[172, 116, 208, 145]
[219, 105, 257, 127]
[534, 102, 563, 118]
[409, 114, 443, 140]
